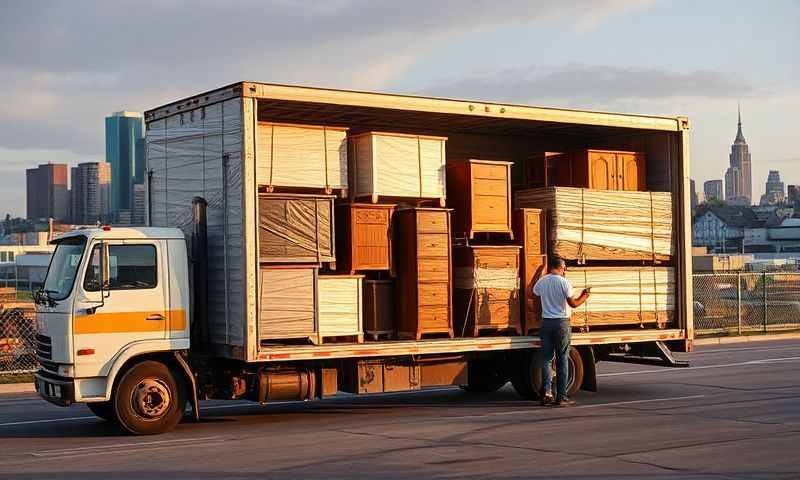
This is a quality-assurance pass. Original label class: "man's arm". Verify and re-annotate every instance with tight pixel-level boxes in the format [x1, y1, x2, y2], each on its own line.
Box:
[566, 288, 591, 308]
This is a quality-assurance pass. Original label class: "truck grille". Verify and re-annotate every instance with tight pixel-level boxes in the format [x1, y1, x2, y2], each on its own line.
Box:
[35, 334, 52, 360]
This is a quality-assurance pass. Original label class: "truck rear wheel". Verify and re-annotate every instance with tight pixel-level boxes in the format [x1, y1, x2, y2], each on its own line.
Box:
[87, 401, 116, 422]
[461, 358, 508, 393]
[512, 347, 584, 399]
[113, 360, 185, 435]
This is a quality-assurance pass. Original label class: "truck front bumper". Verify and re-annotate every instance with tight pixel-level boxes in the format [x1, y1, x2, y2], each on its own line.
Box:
[34, 370, 75, 407]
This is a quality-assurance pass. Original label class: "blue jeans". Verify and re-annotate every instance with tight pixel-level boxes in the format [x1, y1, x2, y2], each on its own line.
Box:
[540, 318, 571, 399]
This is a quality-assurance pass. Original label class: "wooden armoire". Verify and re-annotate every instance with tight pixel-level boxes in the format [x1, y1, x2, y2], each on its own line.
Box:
[552, 149, 646, 191]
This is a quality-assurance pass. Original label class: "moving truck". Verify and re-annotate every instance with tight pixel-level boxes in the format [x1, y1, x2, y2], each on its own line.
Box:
[33, 82, 693, 435]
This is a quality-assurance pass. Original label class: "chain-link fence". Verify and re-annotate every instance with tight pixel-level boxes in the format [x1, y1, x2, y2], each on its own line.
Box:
[0, 307, 38, 375]
[694, 272, 800, 336]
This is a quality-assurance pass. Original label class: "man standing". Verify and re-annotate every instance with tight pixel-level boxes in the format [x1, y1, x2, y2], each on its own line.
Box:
[532, 256, 591, 407]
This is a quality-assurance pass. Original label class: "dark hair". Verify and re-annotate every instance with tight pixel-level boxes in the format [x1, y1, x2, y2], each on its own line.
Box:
[547, 255, 565, 271]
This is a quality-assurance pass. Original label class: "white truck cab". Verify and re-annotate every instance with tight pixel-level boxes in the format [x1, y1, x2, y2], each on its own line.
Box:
[34, 226, 193, 434]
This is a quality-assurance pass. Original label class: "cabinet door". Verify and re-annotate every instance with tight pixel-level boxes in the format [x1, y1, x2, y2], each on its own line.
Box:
[588, 151, 617, 190]
[617, 153, 646, 191]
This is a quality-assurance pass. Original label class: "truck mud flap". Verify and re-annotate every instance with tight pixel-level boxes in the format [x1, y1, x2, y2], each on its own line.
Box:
[601, 341, 689, 368]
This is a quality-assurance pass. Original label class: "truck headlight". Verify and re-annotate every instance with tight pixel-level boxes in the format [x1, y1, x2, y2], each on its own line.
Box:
[57, 364, 74, 377]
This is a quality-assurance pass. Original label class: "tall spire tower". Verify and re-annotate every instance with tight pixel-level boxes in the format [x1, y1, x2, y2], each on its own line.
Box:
[725, 102, 752, 205]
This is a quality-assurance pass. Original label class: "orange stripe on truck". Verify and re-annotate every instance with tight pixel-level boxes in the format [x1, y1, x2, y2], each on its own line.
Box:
[74, 310, 187, 334]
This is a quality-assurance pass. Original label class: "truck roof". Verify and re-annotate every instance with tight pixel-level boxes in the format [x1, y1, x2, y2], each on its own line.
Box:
[144, 81, 689, 132]
[52, 227, 185, 243]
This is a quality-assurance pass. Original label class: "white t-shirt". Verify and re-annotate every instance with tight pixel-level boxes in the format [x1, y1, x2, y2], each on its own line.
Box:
[532, 273, 575, 319]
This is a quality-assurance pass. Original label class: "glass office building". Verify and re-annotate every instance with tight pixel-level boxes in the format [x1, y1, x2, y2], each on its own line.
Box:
[105, 111, 144, 212]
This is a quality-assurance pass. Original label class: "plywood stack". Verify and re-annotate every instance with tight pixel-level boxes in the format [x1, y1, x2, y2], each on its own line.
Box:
[566, 267, 675, 328]
[516, 187, 673, 263]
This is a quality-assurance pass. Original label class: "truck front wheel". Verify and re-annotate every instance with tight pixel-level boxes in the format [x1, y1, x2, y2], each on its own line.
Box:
[113, 360, 185, 435]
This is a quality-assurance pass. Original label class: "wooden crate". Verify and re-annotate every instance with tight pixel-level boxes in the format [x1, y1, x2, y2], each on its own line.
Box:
[447, 159, 514, 240]
[566, 267, 676, 328]
[553, 149, 646, 191]
[350, 132, 447, 206]
[395, 208, 454, 340]
[363, 279, 395, 340]
[453, 246, 522, 337]
[256, 122, 348, 194]
[258, 193, 336, 265]
[513, 208, 546, 333]
[258, 266, 318, 344]
[336, 203, 394, 275]
[317, 275, 364, 343]
[515, 187, 673, 262]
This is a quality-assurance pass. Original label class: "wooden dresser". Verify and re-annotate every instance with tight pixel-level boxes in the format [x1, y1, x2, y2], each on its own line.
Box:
[336, 203, 394, 275]
[513, 208, 547, 333]
[256, 122, 348, 194]
[395, 208, 454, 340]
[258, 266, 318, 344]
[317, 275, 364, 343]
[350, 132, 447, 206]
[363, 279, 395, 340]
[446, 159, 513, 239]
[258, 193, 335, 265]
[553, 150, 646, 191]
[453, 246, 521, 337]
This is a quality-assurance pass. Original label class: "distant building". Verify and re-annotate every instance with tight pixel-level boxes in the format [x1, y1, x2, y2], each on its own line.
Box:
[692, 204, 763, 252]
[704, 179, 723, 202]
[70, 162, 112, 225]
[105, 111, 144, 213]
[788, 185, 800, 209]
[744, 217, 800, 256]
[690, 179, 698, 211]
[760, 170, 785, 206]
[132, 183, 146, 225]
[26, 163, 69, 222]
[112, 209, 133, 226]
[724, 105, 752, 205]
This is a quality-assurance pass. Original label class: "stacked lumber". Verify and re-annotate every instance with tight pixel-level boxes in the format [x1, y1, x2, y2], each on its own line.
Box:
[516, 187, 673, 262]
[565, 267, 675, 327]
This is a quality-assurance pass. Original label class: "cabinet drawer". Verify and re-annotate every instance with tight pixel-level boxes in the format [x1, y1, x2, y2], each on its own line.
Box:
[472, 163, 508, 180]
[472, 178, 508, 197]
[473, 195, 509, 226]
[418, 306, 450, 327]
[417, 233, 449, 258]
[474, 252, 518, 269]
[416, 211, 449, 233]
[417, 258, 450, 282]
[354, 207, 390, 225]
[418, 282, 449, 306]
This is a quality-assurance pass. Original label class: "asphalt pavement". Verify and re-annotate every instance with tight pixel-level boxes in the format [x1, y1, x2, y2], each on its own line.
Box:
[0, 340, 798, 479]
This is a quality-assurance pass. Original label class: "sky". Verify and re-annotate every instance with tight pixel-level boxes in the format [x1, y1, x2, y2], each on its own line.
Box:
[0, 0, 798, 216]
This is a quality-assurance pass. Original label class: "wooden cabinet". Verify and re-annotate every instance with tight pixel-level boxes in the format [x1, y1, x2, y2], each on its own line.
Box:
[259, 267, 317, 344]
[395, 208, 454, 340]
[447, 159, 513, 239]
[258, 193, 335, 265]
[363, 279, 395, 340]
[553, 150, 646, 191]
[317, 275, 363, 343]
[513, 209, 546, 333]
[256, 122, 348, 193]
[336, 203, 394, 274]
[350, 132, 447, 205]
[453, 246, 521, 337]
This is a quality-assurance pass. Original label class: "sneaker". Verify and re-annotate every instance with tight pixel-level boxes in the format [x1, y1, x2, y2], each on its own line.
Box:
[555, 396, 576, 407]
[540, 394, 555, 407]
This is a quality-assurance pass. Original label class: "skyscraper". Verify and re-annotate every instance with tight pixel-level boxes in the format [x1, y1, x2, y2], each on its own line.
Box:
[788, 185, 800, 208]
[760, 170, 785, 206]
[132, 183, 146, 225]
[105, 111, 144, 213]
[70, 162, 112, 224]
[704, 179, 723, 202]
[724, 104, 752, 205]
[26, 163, 69, 222]
[690, 179, 698, 210]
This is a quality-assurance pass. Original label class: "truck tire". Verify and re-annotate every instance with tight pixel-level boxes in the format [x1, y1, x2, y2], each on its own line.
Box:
[461, 358, 508, 393]
[87, 401, 116, 422]
[113, 360, 185, 435]
[532, 347, 584, 398]
[512, 347, 584, 399]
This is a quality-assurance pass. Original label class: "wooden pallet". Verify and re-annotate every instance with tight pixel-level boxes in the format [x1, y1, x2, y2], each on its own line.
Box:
[365, 330, 395, 341]
[317, 334, 364, 345]
[397, 329, 454, 341]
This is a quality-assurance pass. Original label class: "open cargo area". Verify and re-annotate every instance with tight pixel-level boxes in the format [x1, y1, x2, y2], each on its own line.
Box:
[145, 82, 692, 362]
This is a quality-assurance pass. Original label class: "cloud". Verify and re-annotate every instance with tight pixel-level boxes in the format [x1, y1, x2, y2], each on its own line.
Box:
[424, 64, 761, 108]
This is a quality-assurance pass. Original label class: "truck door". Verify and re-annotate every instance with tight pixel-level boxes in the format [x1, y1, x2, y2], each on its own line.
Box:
[73, 239, 168, 378]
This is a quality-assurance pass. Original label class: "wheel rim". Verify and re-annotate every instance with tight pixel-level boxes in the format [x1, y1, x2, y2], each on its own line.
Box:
[544, 355, 576, 393]
[131, 378, 172, 419]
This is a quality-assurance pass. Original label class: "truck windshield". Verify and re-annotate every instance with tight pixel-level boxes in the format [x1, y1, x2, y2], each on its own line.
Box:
[42, 236, 87, 301]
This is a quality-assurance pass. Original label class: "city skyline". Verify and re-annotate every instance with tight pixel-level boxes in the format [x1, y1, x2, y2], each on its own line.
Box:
[0, 1, 798, 217]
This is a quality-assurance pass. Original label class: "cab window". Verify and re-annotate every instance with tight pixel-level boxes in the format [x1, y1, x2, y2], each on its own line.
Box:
[84, 244, 157, 291]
